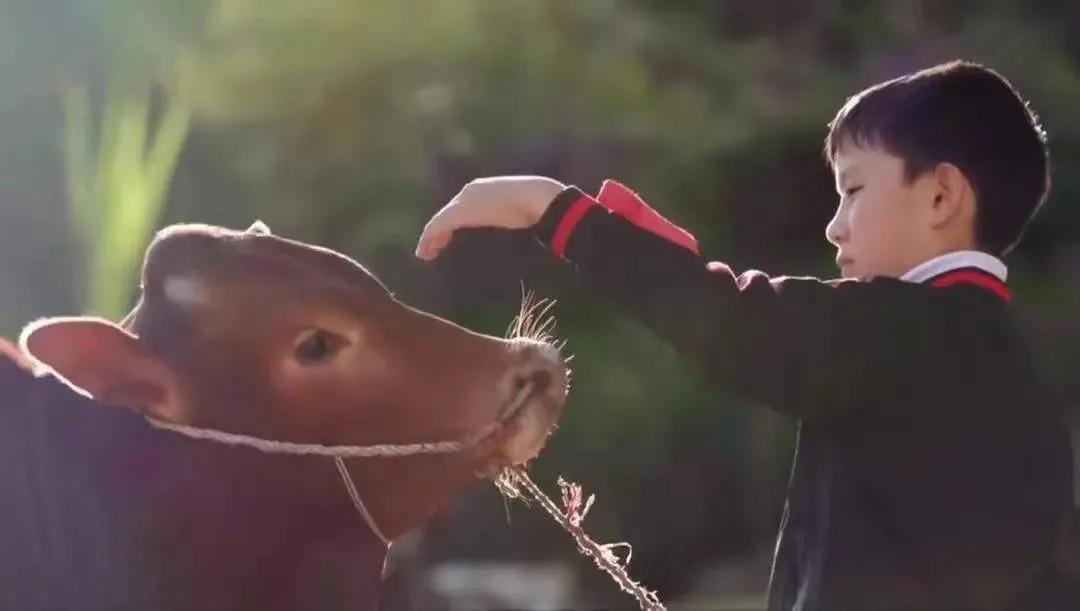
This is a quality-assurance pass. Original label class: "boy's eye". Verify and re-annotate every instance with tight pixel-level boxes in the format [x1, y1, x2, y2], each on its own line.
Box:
[844, 186, 863, 198]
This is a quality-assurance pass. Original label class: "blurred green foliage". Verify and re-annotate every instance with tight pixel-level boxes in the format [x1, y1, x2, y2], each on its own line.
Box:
[64, 83, 189, 317]
[2, 0, 1079, 606]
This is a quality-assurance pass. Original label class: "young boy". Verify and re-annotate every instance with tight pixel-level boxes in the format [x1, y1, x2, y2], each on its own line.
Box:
[416, 61, 1073, 610]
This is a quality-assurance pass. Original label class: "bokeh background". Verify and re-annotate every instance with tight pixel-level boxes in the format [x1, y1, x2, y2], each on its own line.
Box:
[2, 1, 1079, 609]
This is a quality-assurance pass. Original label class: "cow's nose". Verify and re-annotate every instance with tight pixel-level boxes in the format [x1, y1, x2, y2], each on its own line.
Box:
[504, 338, 568, 402]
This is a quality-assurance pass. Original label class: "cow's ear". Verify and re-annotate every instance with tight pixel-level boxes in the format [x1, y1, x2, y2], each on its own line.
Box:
[19, 317, 184, 422]
[0, 337, 34, 373]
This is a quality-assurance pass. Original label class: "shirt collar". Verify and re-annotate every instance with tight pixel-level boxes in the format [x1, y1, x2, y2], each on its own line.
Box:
[900, 250, 1008, 284]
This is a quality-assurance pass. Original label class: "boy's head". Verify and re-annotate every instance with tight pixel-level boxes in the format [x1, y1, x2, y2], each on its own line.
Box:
[823, 60, 1049, 280]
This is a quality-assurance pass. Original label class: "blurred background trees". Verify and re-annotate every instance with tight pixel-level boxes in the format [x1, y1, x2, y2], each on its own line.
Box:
[2, 1, 1078, 607]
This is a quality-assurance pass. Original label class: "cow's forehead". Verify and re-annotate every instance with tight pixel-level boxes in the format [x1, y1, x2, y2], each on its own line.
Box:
[144, 223, 388, 296]
[132, 224, 394, 361]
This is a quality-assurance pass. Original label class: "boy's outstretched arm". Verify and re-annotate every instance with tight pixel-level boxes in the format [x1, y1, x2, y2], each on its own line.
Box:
[531, 182, 863, 420]
[418, 176, 932, 421]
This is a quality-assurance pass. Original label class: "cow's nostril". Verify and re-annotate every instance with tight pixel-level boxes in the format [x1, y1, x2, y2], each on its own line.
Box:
[511, 368, 546, 395]
[527, 369, 552, 394]
[506, 364, 557, 408]
[504, 339, 567, 404]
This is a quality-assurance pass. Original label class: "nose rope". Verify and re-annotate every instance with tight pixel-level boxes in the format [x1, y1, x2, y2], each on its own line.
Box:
[135, 358, 657, 608]
[141, 374, 541, 457]
[144, 417, 481, 457]
[335, 457, 390, 547]
[141, 380, 537, 548]
[142, 416, 487, 550]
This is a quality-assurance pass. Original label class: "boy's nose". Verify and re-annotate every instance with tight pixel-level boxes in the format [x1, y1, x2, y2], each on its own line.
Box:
[825, 208, 848, 246]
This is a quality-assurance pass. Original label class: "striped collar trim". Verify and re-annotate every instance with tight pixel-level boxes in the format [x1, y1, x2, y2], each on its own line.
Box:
[901, 251, 1007, 284]
[902, 251, 1010, 302]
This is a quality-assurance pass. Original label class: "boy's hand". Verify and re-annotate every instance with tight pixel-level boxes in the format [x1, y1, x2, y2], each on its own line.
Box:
[415, 175, 566, 260]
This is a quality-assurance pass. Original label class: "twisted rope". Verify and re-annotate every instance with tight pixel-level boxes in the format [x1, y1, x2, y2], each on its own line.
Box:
[140, 297, 661, 609]
[498, 467, 666, 611]
[335, 456, 391, 546]
[145, 416, 665, 610]
[145, 417, 481, 457]
[142, 365, 541, 458]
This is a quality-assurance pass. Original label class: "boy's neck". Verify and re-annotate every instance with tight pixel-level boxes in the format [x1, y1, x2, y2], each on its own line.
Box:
[901, 250, 1008, 284]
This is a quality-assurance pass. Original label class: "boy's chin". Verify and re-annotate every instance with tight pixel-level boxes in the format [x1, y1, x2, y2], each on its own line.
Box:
[838, 263, 860, 279]
[840, 264, 900, 280]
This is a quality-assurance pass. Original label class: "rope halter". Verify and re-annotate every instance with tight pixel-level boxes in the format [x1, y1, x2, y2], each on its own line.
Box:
[142, 379, 538, 547]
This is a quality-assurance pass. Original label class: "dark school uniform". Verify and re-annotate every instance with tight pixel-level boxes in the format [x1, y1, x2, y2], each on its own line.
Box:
[528, 180, 1074, 610]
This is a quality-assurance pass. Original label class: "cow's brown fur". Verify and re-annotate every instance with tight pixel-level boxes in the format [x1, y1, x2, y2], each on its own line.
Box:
[2, 222, 568, 609]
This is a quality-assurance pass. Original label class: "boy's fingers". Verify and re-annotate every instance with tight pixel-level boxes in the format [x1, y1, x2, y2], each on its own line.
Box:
[414, 228, 432, 260]
[415, 231, 439, 260]
[415, 209, 450, 259]
[416, 210, 461, 259]
[418, 230, 451, 260]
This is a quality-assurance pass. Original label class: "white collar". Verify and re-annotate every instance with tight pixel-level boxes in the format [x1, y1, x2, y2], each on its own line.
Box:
[900, 250, 1008, 284]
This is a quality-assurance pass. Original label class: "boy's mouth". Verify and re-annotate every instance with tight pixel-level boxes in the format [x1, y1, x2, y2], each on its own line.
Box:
[836, 255, 854, 273]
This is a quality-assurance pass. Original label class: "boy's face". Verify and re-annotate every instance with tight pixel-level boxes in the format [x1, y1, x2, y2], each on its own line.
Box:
[827, 143, 939, 279]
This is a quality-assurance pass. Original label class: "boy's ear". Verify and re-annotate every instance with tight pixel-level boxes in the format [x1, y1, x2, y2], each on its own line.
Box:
[19, 317, 184, 422]
[929, 162, 974, 227]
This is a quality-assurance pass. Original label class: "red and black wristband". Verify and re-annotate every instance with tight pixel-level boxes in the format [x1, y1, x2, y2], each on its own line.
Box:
[533, 181, 702, 259]
[532, 186, 596, 258]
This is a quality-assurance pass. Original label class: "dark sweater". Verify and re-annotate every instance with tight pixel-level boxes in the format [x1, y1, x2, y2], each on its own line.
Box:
[531, 184, 1073, 610]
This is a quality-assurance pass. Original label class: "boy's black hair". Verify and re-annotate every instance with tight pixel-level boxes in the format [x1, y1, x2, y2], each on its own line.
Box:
[825, 60, 1050, 255]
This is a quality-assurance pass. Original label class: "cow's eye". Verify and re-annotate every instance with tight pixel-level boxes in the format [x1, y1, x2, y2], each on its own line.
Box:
[294, 329, 346, 365]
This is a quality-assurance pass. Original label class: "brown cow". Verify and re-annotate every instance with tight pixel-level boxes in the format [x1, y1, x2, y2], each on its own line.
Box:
[0, 222, 568, 610]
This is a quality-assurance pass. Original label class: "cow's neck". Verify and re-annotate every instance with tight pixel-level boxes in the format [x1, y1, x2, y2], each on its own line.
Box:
[347, 453, 481, 541]
[126, 426, 392, 609]
[0, 356, 390, 610]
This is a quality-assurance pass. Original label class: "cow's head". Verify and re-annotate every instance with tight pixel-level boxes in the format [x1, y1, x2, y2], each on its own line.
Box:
[20, 222, 569, 539]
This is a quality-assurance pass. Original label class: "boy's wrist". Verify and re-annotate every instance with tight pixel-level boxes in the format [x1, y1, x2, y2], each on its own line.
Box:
[524, 177, 567, 222]
[532, 186, 591, 253]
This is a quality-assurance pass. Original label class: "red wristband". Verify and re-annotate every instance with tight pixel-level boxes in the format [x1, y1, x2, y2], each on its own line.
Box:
[551, 194, 595, 258]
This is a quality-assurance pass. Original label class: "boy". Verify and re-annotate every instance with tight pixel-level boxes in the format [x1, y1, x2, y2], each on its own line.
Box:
[416, 61, 1073, 609]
